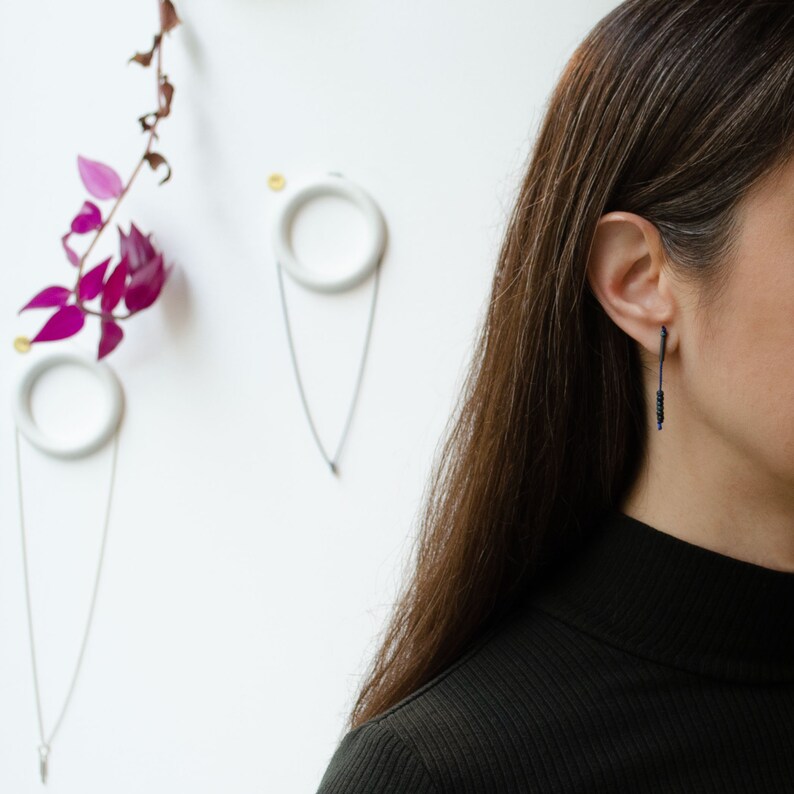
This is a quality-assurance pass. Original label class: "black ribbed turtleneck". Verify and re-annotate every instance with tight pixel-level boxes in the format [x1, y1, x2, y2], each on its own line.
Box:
[530, 507, 794, 683]
[316, 508, 794, 793]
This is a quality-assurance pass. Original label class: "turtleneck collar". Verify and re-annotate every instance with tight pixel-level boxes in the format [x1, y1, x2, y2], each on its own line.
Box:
[527, 507, 794, 683]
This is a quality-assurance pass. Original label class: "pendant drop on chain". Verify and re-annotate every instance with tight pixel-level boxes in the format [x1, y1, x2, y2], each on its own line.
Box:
[39, 743, 49, 784]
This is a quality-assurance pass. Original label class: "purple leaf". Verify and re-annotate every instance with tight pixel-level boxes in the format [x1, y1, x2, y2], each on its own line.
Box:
[30, 304, 85, 343]
[19, 285, 73, 313]
[77, 154, 123, 200]
[70, 200, 103, 234]
[62, 232, 79, 266]
[78, 257, 112, 301]
[98, 316, 124, 359]
[125, 253, 166, 314]
[118, 221, 157, 273]
[101, 256, 128, 313]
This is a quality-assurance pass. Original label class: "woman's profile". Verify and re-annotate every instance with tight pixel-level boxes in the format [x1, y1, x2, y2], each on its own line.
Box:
[317, 0, 794, 791]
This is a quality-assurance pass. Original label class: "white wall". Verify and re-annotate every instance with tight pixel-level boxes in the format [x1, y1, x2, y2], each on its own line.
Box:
[0, 1, 619, 791]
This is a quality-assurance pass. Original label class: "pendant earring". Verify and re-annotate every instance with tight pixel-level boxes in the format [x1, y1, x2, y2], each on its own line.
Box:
[657, 325, 667, 430]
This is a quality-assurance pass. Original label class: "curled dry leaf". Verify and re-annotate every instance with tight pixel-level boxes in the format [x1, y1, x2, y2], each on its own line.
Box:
[137, 112, 159, 134]
[144, 151, 172, 185]
[129, 33, 161, 67]
[129, 1, 181, 67]
[159, 76, 174, 117]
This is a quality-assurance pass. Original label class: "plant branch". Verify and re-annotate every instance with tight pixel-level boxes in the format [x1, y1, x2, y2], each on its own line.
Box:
[74, 0, 171, 319]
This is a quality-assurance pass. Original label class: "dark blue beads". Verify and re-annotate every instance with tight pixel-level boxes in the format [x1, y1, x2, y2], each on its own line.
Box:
[657, 325, 667, 430]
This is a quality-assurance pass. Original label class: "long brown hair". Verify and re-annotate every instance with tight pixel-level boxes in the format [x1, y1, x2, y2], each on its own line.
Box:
[348, 0, 794, 730]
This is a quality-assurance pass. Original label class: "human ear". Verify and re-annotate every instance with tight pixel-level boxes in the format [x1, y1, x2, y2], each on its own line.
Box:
[586, 211, 677, 356]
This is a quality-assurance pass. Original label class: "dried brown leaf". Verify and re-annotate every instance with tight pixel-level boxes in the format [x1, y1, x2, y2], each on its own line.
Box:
[159, 77, 174, 118]
[160, 1, 181, 34]
[129, 33, 162, 67]
[137, 112, 161, 134]
[144, 151, 172, 185]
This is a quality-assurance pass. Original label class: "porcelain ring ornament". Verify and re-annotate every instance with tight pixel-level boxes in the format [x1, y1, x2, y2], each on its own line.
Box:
[271, 173, 387, 293]
[14, 351, 124, 460]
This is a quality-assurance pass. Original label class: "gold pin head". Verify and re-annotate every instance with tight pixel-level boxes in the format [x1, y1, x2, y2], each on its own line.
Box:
[267, 173, 286, 191]
[14, 336, 31, 353]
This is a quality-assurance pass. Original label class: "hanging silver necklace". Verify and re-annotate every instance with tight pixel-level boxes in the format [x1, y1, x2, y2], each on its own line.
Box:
[13, 350, 124, 784]
[269, 171, 387, 476]
[275, 251, 381, 475]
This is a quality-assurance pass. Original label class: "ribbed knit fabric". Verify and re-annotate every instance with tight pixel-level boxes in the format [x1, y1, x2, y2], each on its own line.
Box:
[315, 508, 794, 793]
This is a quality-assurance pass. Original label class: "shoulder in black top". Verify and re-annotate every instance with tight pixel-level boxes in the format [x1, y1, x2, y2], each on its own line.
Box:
[315, 509, 794, 793]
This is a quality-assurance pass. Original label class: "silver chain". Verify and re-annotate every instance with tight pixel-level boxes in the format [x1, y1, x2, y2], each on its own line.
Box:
[15, 424, 120, 784]
[275, 251, 382, 476]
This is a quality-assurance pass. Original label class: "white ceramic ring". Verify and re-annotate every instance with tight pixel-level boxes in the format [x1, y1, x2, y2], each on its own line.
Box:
[272, 173, 387, 293]
[14, 351, 124, 459]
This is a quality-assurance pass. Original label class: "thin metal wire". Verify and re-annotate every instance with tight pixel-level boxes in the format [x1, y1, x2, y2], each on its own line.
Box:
[275, 251, 382, 476]
[15, 424, 121, 782]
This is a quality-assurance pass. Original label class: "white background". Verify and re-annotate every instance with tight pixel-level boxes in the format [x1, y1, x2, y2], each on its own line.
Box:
[0, 1, 617, 791]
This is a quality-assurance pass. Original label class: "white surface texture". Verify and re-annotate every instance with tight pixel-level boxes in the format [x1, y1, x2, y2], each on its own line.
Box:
[0, 1, 618, 791]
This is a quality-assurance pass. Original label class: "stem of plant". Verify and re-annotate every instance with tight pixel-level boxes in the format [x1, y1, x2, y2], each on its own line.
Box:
[75, 0, 167, 322]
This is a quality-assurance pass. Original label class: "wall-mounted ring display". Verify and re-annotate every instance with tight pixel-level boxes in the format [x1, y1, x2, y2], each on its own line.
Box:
[271, 172, 387, 293]
[13, 349, 125, 784]
[13, 351, 125, 460]
[270, 171, 388, 475]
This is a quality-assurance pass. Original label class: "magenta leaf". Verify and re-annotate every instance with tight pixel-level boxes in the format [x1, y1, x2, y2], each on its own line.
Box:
[30, 304, 85, 343]
[19, 285, 73, 313]
[77, 155, 123, 200]
[118, 221, 157, 273]
[101, 256, 128, 313]
[78, 257, 112, 301]
[70, 200, 103, 234]
[98, 316, 124, 359]
[62, 232, 79, 266]
[125, 253, 166, 314]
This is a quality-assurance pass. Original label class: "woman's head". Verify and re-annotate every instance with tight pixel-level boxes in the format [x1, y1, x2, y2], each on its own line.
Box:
[590, 152, 794, 540]
[347, 0, 794, 729]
